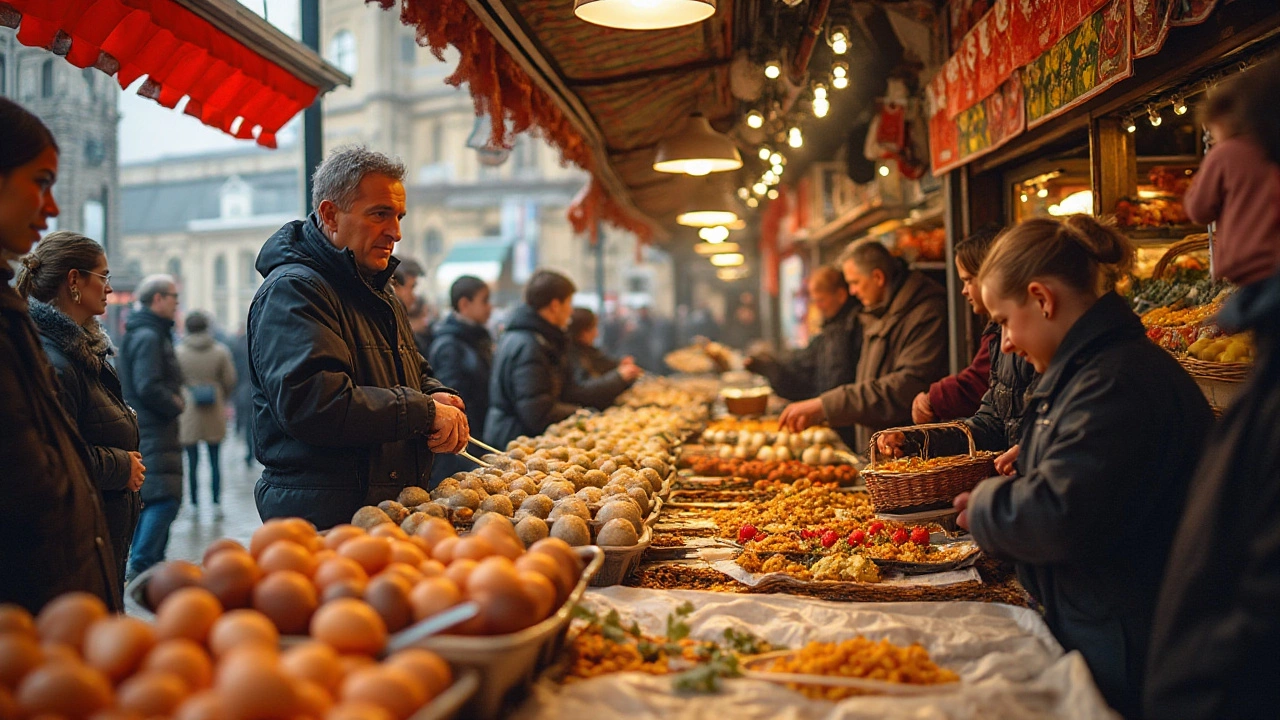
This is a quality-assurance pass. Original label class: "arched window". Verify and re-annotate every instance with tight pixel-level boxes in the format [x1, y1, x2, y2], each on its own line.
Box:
[41, 59, 54, 98]
[329, 30, 357, 75]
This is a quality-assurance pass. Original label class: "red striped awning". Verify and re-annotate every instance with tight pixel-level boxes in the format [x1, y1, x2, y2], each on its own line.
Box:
[0, 0, 322, 148]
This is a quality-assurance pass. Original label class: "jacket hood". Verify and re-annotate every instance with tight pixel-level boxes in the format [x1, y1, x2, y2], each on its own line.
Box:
[126, 306, 175, 335]
[181, 331, 217, 351]
[257, 214, 400, 294]
[435, 313, 492, 343]
[1218, 271, 1280, 337]
[29, 300, 114, 370]
[1031, 292, 1143, 399]
[506, 304, 568, 349]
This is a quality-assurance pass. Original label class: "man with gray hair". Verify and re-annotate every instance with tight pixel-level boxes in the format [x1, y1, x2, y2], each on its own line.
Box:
[248, 146, 469, 529]
[118, 274, 185, 580]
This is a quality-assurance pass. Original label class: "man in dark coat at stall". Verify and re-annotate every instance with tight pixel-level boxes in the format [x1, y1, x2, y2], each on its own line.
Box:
[249, 146, 469, 529]
[119, 274, 186, 581]
[429, 275, 495, 485]
[747, 265, 861, 448]
[565, 307, 643, 410]
[486, 270, 583, 447]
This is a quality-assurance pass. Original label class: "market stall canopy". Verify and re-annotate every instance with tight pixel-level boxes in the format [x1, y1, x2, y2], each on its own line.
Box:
[0, 0, 350, 148]
[435, 238, 513, 289]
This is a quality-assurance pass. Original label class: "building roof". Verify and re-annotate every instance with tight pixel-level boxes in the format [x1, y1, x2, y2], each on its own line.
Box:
[122, 170, 299, 235]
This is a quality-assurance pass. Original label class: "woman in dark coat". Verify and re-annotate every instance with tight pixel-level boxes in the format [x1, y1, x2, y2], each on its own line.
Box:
[19, 232, 143, 595]
[0, 98, 120, 612]
[564, 307, 642, 411]
[954, 215, 1212, 718]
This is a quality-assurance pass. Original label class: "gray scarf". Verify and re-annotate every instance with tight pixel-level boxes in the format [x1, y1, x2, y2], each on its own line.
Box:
[27, 299, 115, 372]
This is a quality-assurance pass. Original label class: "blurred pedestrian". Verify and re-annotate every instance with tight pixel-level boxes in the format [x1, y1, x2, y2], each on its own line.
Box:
[429, 275, 495, 484]
[176, 311, 237, 519]
[119, 274, 185, 581]
[565, 307, 642, 410]
[394, 257, 433, 356]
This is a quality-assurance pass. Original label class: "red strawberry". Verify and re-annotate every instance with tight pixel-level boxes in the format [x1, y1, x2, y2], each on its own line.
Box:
[821, 530, 839, 548]
[868, 521, 886, 535]
[848, 530, 866, 546]
[800, 529, 816, 540]
[891, 528, 909, 545]
[910, 527, 930, 545]
[738, 524, 757, 544]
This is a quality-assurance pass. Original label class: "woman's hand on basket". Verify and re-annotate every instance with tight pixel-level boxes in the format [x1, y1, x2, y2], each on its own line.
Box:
[994, 445, 1020, 476]
[953, 491, 971, 531]
[876, 432, 908, 458]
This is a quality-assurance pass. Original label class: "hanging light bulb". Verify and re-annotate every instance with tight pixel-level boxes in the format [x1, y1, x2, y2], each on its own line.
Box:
[758, 146, 772, 161]
[752, 181, 768, 195]
[771, 163, 784, 176]
[1172, 97, 1188, 115]
[1036, 185, 1049, 198]
[573, 0, 716, 31]
[737, 187, 750, 200]
[877, 164, 890, 177]
[1020, 192, 1029, 203]
[767, 189, 779, 200]
[698, 226, 731, 243]
[788, 126, 803, 148]
[677, 181, 741, 227]
[764, 60, 782, 80]
[746, 196, 759, 208]
[829, 26, 850, 56]
[652, 113, 743, 176]
[710, 252, 745, 267]
[770, 152, 784, 166]
[745, 110, 764, 129]
[1148, 106, 1163, 127]
[1124, 116, 1137, 133]
[833, 75, 849, 90]
[812, 83, 828, 100]
[813, 97, 830, 118]
[832, 62, 848, 80]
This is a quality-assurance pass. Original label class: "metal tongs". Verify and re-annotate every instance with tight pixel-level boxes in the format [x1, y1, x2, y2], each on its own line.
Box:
[457, 435, 505, 468]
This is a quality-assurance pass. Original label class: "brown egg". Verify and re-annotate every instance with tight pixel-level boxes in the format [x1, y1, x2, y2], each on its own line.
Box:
[143, 639, 213, 691]
[0, 605, 35, 637]
[207, 611, 279, 658]
[156, 587, 224, 644]
[279, 643, 342, 695]
[325, 702, 393, 720]
[0, 633, 43, 689]
[200, 552, 262, 610]
[336, 655, 375, 682]
[258, 541, 317, 578]
[339, 666, 424, 720]
[336, 539, 391, 576]
[416, 560, 445, 579]
[281, 517, 318, 538]
[0, 686, 19, 720]
[251, 571, 318, 636]
[412, 519, 456, 551]
[294, 679, 333, 719]
[250, 520, 315, 559]
[312, 558, 368, 592]
[428, 537, 458, 565]
[472, 587, 537, 635]
[385, 649, 451, 700]
[319, 581, 366, 605]
[483, 533, 524, 561]
[116, 671, 187, 716]
[312, 549, 337, 566]
[83, 616, 156, 683]
[362, 577, 413, 634]
[308, 534, 327, 553]
[405, 537, 431, 556]
[442, 559, 476, 590]
[88, 709, 145, 720]
[377, 563, 423, 589]
[41, 643, 80, 665]
[215, 647, 298, 720]
[173, 690, 228, 720]
[519, 571, 557, 621]
[309, 600, 386, 657]
[449, 536, 496, 563]
[322, 526, 366, 552]
[386, 542, 425, 569]
[465, 557, 519, 596]
[368, 525, 407, 542]
[35, 593, 108, 651]
[514, 553, 572, 605]
[145, 561, 205, 611]
[16, 661, 113, 718]
[406, 578, 461, 623]
[201, 539, 248, 566]
[529, 538, 582, 575]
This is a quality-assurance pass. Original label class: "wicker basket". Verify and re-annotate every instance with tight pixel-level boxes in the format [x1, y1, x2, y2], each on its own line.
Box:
[861, 422, 998, 513]
[1150, 233, 1209, 279]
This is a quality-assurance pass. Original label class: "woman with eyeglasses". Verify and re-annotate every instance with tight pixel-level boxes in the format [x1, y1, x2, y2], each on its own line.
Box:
[0, 96, 121, 612]
[17, 232, 144, 594]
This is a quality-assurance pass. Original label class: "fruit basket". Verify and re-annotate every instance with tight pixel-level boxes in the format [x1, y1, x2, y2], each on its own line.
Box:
[861, 422, 998, 513]
[590, 525, 652, 587]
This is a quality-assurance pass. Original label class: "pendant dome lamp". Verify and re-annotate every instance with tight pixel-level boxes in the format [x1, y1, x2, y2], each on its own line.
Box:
[677, 180, 742, 227]
[574, 0, 716, 31]
[652, 113, 743, 176]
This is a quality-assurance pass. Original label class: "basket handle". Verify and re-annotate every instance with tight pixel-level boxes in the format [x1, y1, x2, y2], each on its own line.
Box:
[867, 421, 977, 469]
[1150, 233, 1209, 279]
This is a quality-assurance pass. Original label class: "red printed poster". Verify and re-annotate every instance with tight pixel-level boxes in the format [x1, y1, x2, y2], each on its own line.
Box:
[1134, 0, 1175, 57]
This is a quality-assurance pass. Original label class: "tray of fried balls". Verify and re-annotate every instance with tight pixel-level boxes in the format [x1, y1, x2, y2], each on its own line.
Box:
[122, 512, 603, 720]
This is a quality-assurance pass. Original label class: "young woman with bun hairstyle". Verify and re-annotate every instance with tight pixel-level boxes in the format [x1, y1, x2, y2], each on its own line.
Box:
[0, 97, 121, 612]
[953, 214, 1212, 718]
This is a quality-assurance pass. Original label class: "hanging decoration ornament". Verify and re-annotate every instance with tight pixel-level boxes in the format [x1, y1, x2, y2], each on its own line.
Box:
[863, 76, 927, 180]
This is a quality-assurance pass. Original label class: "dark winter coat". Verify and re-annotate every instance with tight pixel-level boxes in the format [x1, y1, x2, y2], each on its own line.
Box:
[249, 216, 454, 529]
[118, 307, 185, 504]
[927, 322, 998, 422]
[760, 296, 862, 403]
[0, 269, 120, 612]
[820, 270, 949, 451]
[428, 314, 494, 484]
[966, 292, 1212, 718]
[565, 341, 632, 411]
[1145, 273, 1280, 720]
[486, 305, 579, 448]
[29, 301, 141, 594]
[928, 329, 1040, 455]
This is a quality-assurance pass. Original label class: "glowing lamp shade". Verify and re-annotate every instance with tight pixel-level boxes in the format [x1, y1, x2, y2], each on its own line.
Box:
[698, 225, 731, 243]
[574, 0, 715, 30]
[695, 241, 740, 255]
[677, 181, 742, 227]
[710, 252, 745, 267]
[653, 114, 742, 176]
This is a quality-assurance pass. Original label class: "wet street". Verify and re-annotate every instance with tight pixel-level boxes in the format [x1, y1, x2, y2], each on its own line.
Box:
[162, 424, 263, 564]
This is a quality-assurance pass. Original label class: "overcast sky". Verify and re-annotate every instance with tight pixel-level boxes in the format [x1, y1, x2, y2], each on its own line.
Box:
[117, 0, 301, 163]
